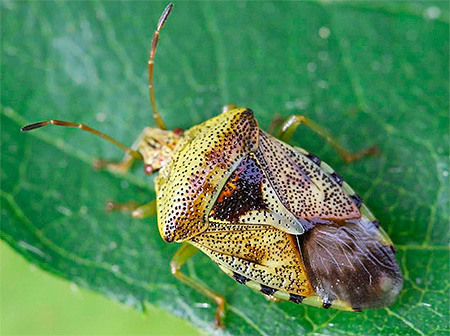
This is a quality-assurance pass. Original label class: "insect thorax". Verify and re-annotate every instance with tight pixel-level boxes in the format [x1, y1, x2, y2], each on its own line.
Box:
[155, 108, 259, 243]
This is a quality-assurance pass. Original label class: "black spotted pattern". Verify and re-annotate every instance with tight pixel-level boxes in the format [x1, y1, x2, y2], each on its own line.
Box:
[330, 172, 343, 186]
[211, 155, 267, 222]
[156, 108, 259, 242]
[350, 194, 363, 208]
[255, 132, 360, 220]
[289, 293, 305, 304]
[191, 223, 313, 294]
[260, 284, 276, 296]
[306, 153, 321, 165]
[233, 272, 249, 285]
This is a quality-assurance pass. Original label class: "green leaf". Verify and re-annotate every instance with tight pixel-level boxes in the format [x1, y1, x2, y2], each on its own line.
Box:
[1, 1, 449, 335]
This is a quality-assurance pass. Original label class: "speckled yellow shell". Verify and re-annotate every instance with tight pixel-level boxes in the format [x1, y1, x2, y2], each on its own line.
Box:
[157, 108, 362, 241]
[155, 107, 403, 311]
[155, 108, 258, 242]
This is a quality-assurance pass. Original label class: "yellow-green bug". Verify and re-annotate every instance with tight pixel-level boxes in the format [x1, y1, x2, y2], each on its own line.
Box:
[21, 3, 403, 328]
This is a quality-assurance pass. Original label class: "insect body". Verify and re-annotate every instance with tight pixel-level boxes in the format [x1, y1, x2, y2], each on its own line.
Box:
[21, 4, 403, 328]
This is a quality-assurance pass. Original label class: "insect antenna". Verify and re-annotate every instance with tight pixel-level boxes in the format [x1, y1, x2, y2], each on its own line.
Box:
[148, 3, 174, 130]
[21, 120, 143, 160]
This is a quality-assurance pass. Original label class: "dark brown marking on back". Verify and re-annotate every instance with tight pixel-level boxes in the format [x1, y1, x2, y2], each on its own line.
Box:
[233, 272, 249, 285]
[330, 172, 343, 186]
[350, 194, 363, 208]
[260, 284, 276, 296]
[211, 155, 267, 222]
[306, 152, 321, 165]
[241, 108, 254, 118]
[289, 293, 305, 304]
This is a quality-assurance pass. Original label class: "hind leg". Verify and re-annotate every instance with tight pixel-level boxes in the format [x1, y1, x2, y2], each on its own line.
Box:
[276, 114, 379, 163]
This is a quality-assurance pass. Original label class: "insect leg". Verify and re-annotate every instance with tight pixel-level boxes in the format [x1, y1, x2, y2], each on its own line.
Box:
[221, 103, 238, 114]
[94, 128, 149, 173]
[105, 200, 156, 219]
[171, 243, 227, 328]
[275, 114, 379, 163]
[105, 201, 140, 213]
[266, 114, 284, 135]
[131, 201, 157, 219]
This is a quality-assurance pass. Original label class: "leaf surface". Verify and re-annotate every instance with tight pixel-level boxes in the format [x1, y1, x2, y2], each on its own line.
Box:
[1, 1, 449, 335]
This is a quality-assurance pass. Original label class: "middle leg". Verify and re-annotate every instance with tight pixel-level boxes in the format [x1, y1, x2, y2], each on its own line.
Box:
[105, 199, 156, 219]
[171, 243, 227, 328]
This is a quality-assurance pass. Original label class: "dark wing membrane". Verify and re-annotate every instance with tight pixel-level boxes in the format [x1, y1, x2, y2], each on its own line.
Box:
[297, 218, 403, 310]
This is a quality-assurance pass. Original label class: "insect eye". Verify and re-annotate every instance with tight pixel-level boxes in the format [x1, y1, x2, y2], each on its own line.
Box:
[173, 128, 184, 136]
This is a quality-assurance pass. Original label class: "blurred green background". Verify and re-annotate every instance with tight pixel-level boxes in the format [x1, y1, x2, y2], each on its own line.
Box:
[1, 1, 448, 336]
[1, 243, 201, 335]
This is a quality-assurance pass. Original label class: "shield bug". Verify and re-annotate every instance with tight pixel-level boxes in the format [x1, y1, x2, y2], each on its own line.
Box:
[21, 3, 403, 328]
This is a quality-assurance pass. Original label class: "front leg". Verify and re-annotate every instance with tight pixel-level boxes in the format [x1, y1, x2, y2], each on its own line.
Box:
[94, 128, 149, 173]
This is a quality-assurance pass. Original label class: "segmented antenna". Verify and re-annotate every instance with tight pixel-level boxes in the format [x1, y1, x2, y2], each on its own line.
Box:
[21, 120, 143, 160]
[148, 3, 174, 130]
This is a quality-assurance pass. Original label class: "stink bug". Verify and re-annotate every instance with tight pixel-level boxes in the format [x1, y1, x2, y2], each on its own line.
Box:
[21, 3, 403, 328]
